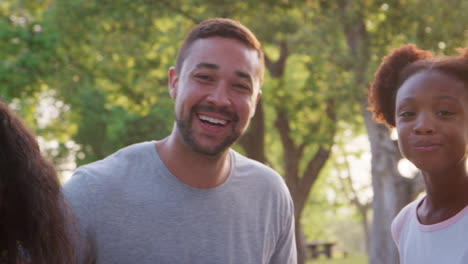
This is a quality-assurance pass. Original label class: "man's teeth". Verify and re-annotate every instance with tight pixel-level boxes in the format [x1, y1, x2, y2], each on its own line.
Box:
[199, 115, 227, 125]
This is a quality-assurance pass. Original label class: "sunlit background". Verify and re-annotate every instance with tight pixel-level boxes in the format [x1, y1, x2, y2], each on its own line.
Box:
[1, 1, 466, 263]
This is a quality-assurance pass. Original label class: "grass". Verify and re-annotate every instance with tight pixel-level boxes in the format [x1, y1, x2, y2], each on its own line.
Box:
[306, 254, 367, 264]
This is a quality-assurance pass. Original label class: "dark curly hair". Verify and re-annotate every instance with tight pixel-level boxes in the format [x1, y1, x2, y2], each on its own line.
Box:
[0, 101, 76, 264]
[368, 44, 468, 127]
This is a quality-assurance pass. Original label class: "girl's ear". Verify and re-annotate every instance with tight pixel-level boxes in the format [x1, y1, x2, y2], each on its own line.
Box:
[168, 67, 179, 99]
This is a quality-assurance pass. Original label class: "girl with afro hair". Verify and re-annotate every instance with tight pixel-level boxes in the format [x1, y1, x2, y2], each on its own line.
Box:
[0, 100, 76, 264]
[368, 44, 468, 263]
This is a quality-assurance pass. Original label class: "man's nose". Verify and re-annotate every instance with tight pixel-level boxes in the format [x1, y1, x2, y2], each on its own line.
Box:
[206, 82, 231, 107]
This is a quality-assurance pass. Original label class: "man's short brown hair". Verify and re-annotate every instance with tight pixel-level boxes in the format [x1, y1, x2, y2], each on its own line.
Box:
[175, 18, 265, 85]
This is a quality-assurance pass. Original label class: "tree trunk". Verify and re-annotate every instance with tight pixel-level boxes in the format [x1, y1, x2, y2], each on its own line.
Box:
[362, 102, 422, 264]
[251, 41, 335, 264]
[359, 204, 371, 255]
[295, 220, 307, 264]
[238, 99, 267, 164]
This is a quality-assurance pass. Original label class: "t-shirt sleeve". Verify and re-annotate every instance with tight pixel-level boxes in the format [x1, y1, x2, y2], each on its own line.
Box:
[391, 202, 414, 249]
[269, 194, 297, 264]
[63, 169, 97, 264]
[391, 214, 401, 248]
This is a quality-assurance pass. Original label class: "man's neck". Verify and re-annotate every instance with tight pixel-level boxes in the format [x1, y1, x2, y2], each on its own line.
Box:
[155, 136, 231, 189]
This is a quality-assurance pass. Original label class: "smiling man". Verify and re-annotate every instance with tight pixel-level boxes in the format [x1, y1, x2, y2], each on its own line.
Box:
[64, 18, 297, 264]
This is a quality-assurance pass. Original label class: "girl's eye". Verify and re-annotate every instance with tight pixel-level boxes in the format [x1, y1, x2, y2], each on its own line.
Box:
[398, 111, 414, 117]
[436, 110, 454, 117]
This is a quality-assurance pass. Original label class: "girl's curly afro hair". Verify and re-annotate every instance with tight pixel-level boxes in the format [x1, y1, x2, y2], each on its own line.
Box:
[368, 44, 468, 127]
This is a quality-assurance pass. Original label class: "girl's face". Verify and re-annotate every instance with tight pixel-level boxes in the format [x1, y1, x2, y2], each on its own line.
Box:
[395, 70, 468, 173]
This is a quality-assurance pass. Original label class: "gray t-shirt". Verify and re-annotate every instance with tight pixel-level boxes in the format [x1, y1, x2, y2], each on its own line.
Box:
[64, 141, 297, 264]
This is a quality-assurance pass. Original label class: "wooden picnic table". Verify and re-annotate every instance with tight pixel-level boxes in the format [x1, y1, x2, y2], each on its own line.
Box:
[306, 241, 335, 259]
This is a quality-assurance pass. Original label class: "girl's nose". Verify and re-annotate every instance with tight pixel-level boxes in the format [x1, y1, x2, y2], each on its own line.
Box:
[413, 114, 435, 135]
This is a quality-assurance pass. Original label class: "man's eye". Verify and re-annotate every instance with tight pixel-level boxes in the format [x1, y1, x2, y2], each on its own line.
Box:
[234, 84, 250, 91]
[195, 74, 211, 81]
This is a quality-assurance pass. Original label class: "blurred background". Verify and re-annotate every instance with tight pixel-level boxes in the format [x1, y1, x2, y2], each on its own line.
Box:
[1, 0, 467, 263]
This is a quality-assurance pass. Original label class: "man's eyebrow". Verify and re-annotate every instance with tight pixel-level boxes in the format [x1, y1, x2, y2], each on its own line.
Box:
[235, 71, 252, 83]
[195, 63, 219, 70]
[194, 63, 254, 83]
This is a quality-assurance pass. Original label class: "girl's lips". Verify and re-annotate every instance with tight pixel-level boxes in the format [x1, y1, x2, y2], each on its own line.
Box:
[413, 144, 442, 152]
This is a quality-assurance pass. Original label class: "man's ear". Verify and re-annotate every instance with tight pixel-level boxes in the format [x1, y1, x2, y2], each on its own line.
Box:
[168, 67, 179, 99]
[256, 89, 262, 105]
[250, 89, 262, 118]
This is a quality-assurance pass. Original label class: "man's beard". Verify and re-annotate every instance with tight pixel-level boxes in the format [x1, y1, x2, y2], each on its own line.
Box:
[176, 105, 240, 156]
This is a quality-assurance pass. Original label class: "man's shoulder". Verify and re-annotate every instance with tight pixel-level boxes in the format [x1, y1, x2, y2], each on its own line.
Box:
[230, 149, 287, 190]
[232, 149, 280, 176]
[66, 141, 156, 186]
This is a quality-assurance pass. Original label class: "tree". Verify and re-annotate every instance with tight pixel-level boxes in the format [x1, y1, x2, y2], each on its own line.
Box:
[333, 136, 372, 254]
[45, 2, 345, 263]
[5, 1, 466, 263]
[314, 1, 467, 263]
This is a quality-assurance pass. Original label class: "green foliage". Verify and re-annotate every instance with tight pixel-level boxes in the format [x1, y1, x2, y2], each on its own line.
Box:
[0, 1, 59, 100]
[307, 254, 367, 264]
[301, 156, 369, 255]
[2, 1, 467, 260]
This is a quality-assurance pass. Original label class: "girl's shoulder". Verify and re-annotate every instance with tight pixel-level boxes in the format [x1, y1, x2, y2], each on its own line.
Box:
[391, 197, 422, 247]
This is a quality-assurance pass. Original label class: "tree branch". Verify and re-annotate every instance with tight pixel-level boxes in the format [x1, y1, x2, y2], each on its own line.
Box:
[265, 41, 289, 78]
[275, 107, 301, 191]
[157, 0, 202, 24]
